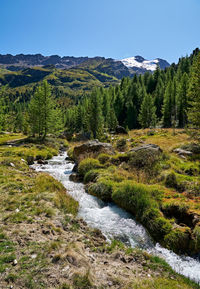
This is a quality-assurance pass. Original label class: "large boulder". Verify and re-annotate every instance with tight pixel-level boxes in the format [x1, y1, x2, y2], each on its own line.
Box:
[128, 144, 162, 169]
[73, 140, 114, 162]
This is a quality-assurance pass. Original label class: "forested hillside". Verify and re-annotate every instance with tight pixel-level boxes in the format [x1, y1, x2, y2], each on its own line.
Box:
[0, 48, 199, 138]
[65, 48, 200, 137]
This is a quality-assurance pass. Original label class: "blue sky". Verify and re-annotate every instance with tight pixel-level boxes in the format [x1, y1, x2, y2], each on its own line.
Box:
[0, 0, 199, 63]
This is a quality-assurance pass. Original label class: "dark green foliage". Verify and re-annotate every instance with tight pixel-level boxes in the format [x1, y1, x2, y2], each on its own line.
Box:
[64, 50, 197, 135]
[28, 81, 63, 140]
[165, 173, 178, 189]
[138, 92, 157, 128]
[188, 52, 200, 128]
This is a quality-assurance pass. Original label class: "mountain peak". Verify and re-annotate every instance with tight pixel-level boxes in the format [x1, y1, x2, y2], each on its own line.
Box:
[134, 55, 145, 62]
[121, 56, 170, 72]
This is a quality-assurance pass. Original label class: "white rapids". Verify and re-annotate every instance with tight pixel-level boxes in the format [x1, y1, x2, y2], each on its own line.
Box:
[32, 152, 200, 283]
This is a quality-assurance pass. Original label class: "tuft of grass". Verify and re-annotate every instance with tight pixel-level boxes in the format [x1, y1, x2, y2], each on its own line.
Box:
[73, 272, 92, 289]
[78, 158, 101, 177]
[131, 277, 200, 289]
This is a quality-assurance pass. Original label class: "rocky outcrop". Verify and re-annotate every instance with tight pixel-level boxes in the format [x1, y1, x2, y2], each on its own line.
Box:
[73, 140, 114, 161]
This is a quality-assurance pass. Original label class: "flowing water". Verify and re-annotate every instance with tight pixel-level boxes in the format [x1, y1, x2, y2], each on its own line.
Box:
[32, 152, 200, 283]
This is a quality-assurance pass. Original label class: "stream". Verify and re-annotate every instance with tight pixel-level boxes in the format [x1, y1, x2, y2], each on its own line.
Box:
[32, 152, 200, 283]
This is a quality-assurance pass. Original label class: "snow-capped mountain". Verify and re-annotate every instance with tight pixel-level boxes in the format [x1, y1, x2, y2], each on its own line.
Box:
[121, 55, 170, 73]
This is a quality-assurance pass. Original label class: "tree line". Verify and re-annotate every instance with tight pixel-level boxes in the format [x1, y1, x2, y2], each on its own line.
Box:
[0, 48, 200, 140]
[65, 48, 200, 137]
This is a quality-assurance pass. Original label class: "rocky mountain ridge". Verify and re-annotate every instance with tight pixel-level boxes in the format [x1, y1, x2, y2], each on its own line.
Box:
[0, 53, 170, 76]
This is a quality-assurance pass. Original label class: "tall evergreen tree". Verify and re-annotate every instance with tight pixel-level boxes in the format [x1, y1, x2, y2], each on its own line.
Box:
[89, 89, 104, 139]
[138, 92, 157, 128]
[177, 73, 189, 127]
[28, 81, 62, 140]
[188, 52, 200, 128]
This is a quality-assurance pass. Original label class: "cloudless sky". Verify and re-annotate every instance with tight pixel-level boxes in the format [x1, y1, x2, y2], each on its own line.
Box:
[0, 0, 199, 63]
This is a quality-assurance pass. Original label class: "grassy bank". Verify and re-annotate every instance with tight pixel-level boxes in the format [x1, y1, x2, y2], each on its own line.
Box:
[72, 129, 200, 256]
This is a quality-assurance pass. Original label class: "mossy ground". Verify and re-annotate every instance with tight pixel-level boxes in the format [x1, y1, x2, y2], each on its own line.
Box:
[0, 132, 199, 288]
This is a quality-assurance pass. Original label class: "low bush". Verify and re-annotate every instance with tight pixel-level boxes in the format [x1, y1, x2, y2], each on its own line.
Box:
[165, 172, 177, 189]
[83, 169, 101, 184]
[112, 181, 173, 242]
[88, 179, 115, 202]
[78, 158, 101, 177]
[97, 153, 110, 164]
[164, 227, 191, 254]
[112, 181, 160, 219]
[116, 138, 127, 151]
[192, 223, 200, 252]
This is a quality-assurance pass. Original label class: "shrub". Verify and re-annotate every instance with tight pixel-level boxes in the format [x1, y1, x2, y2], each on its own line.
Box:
[88, 179, 114, 202]
[147, 217, 172, 241]
[128, 150, 161, 170]
[112, 181, 160, 219]
[98, 153, 110, 164]
[83, 169, 100, 184]
[112, 181, 172, 242]
[165, 173, 177, 189]
[78, 158, 101, 177]
[67, 147, 74, 160]
[116, 138, 127, 151]
[164, 227, 191, 254]
[26, 155, 34, 165]
[192, 224, 200, 252]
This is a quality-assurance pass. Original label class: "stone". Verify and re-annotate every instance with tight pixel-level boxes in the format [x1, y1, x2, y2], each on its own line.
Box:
[115, 125, 128, 134]
[65, 156, 73, 162]
[173, 148, 192, 156]
[73, 140, 114, 161]
[129, 143, 162, 154]
[69, 173, 81, 182]
[72, 163, 78, 172]
[10, 162, 15, 167]
[37, 159, 48, 165]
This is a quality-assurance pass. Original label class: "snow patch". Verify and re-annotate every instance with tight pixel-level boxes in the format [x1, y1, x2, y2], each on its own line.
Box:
[121, 56, 160, 71]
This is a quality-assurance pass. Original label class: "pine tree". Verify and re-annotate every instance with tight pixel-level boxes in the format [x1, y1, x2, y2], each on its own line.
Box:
[188, 52, 200, 128]
[138, 92, 157, 128]
[89, 89, 104, 139]
[162, 80, 174, 127]
[177, 73, 189, 127]
[28, 81, 61, 140]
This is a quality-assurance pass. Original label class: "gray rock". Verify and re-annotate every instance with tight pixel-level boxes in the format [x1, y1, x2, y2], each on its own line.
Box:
[115, 125, 128, 134]
[129, 143, 162, 153]
[73, 140, 114, 161]
[69, 173, 81, 182]
[37, 159, 48, 165]
[173, 148, 192, 156]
